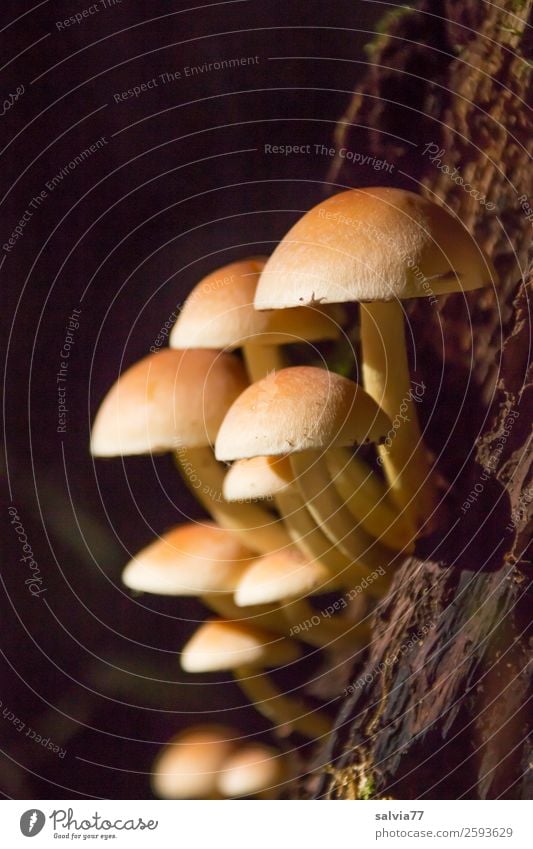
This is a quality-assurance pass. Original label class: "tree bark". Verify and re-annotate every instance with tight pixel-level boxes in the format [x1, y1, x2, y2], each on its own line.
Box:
[309, 0, 532, 800]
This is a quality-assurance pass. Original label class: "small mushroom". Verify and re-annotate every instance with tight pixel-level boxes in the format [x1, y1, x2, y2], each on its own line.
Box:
[255, 187, 496, 530]
[122, 522, 253, 596]
[235, 547, 333, 607]
[217, 743, 288, 798]
[90, 348, 290, 554]
[181, 619, 331, 739]
[223, 455, 293, 502]
[90, 348, 244, 456]
[235, 548, 369, 650]
[151, 725, 236, 799]
[170, 257, 340, 381]
[152, 727, 288, 799]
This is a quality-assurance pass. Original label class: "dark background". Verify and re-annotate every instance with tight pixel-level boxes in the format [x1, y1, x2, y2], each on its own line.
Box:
[1, 0, 398, 799]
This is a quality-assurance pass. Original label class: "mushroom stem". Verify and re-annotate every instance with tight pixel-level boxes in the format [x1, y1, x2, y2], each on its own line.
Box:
[280, 597, 369, 649]
[204, 593, 355, 649]
[326, 448, 415, 552]
[278, 598, 352, 648]
[234, 666, 332, 739]
[175, 446, 291, 554]
[274, 488, 385, 592]
[242, 344, 284, 382]
[290, 451, 398, 572]
[360, 301, 434, 529]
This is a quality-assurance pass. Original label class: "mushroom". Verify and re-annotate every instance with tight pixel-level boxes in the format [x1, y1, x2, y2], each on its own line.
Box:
[255, 187, 496, 530]
[215, 366, 400, 581]
[122, 521, 342, 648]
[90, 348, 244, 457]
[151, 725, 236, 799]
[217, 743, 287, 798]
[122, 521, 253, 597]
[223, 455, 293, 502]
[90, 348, 290, 554]
[181, 619, 331, 739]
[170, 257, 340, 381]
[152, 727, 288, 799]
[235, 547, 333, 607]
[235, 547, 370, 649]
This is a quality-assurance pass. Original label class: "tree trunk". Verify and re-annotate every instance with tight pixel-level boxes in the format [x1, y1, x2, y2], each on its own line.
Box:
[309, 0, 532, 800]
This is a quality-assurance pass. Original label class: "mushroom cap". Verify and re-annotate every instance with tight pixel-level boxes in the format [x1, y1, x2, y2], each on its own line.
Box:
[91, 348, 247, 456]
[151, 725, 236, 799]
[217, 744, 285, 797]
[215, 366, 391, 461]
[122, 522, 254, 596]
[223, 455, 293, 501]
[255, 187, 496, 308]
[170, 257, 341, 349]
[235, 548, 332, 606]
[181, 619, 302, 672]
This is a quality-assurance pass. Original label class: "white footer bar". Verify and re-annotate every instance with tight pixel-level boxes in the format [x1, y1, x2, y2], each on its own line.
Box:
[3, 799, 529, 848]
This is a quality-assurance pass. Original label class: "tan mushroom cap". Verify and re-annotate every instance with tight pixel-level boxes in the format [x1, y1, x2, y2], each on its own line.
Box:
[235, 548, 332, 606]
[122, 522, 254, 596]
[151, 725, 236, 799]
[255, 187, 496, 308]
[170, 257, 341, 349]
[91, 348, 247, 456]
[181, 619, 302, 673]
[223, 455, 293, 502]
[215, 366, 391, 461]
[217, 744, 285, 797]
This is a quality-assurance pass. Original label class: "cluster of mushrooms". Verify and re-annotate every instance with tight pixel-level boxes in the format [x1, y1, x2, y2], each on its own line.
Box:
[91, 187, 494, 799]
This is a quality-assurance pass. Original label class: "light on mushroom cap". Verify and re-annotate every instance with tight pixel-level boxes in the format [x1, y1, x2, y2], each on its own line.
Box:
[215, 366, 391, 461]
[181, 619, 302, 672]
[217, 743, 285, 798]
[235, 548, 333, 606]
[170, 257, 340, 350]
[151, 725, 236, 799]
[223, 455, 293, 502]
[255, 187, 495, 308]
[122, 522, 254, 596]
[91, 348, 248, 456]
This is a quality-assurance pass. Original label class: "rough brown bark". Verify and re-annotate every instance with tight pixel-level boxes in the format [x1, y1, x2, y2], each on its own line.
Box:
[309, 0, 532, 800]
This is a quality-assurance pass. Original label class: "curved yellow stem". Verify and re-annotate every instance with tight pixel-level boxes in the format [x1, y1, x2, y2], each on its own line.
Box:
[326, 448, 415, 552]
[360, 301, 434, 531]
[235, 666, 332, 739]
